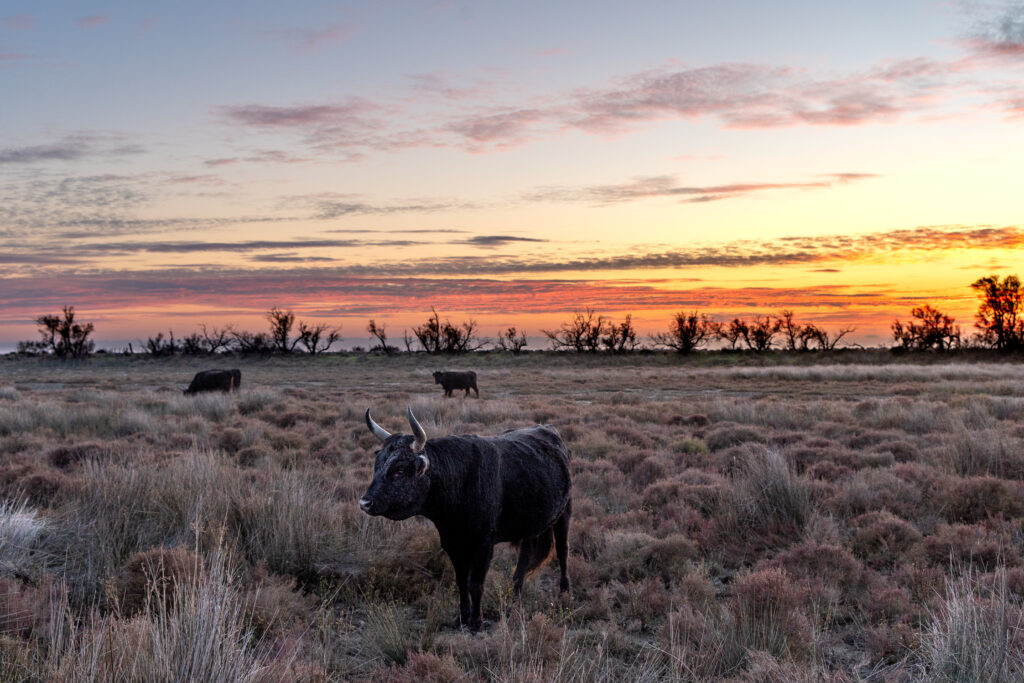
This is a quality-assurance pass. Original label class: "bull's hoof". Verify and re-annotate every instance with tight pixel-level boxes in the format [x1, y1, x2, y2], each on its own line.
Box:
[469, 618, 487, 633]
[560, 577, 571, 593]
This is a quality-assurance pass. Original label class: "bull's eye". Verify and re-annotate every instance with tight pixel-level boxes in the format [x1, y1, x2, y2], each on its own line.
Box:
[388, 469, 403, 480]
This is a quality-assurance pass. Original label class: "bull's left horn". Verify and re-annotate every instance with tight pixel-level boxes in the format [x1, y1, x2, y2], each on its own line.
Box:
[365, 409, 391, 442]
[407, 405, 428, 454]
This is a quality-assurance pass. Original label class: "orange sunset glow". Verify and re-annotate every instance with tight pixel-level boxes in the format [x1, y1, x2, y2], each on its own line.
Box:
[3, 2, 1023, 348]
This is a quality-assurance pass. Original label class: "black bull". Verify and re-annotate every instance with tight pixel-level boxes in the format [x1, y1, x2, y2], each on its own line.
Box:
[183, 369, 241, 395]
[433, 370, 479, 398]
[359, 407, 571, 631]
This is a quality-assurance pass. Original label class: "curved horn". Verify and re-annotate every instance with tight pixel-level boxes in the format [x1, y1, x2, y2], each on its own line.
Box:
[407, 405, 428, 454]
[365, 409, 391, 442]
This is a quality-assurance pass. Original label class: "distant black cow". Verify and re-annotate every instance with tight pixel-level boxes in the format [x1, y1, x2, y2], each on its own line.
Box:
[360, 407, 571, 631]
[433, 370, 479, 398]
[183, 369, 241, 395]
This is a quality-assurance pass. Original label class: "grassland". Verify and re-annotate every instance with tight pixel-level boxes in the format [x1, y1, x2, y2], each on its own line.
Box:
[1, 350, 1024, 681]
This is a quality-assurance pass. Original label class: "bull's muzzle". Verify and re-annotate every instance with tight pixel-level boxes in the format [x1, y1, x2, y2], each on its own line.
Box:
[359, 497, 374, 514]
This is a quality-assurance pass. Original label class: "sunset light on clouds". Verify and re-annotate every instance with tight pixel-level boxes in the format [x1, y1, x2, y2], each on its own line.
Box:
[2, 1, 1023, 347]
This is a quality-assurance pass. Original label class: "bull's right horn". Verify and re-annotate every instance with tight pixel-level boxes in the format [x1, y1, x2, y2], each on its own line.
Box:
[407, 406, 428, 453]
[365, 409, 391, 442]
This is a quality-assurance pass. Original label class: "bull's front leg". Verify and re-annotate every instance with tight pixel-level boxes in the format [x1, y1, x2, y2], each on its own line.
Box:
[450, 556, 472, 628]
[467, 543, 495, 632]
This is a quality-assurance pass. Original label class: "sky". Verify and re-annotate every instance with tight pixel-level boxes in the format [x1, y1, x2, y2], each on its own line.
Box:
[2, 0, 1023, 349]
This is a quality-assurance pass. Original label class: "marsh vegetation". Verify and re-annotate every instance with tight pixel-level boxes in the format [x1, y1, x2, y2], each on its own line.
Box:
[1, 351, 1024, 680]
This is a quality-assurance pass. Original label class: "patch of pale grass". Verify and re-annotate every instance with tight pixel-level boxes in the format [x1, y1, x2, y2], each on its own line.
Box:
[710, 363, 1024, 384]
[716, 447, 813, 542]
[238, 469, 348, 580]
[939, 430, 1024, 479]
[918, 568, 1024, 682]
[0, 499, 44, 576]
[235, 388, 282, 415]
[31, 547, 276, 682]
[853, 398, 957, 435]
[0, 386, 18, 402]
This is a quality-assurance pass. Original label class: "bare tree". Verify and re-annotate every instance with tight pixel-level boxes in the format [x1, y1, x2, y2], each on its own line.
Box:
[495, 327, 528, 354]
[297, 321, 341, 354]
[971, 274, 1024, 350]
[143, 331, 180, 356]
[742, 315, 781, 352]
[367, 319, 394, 356]
[777, 310, 802, 351]
[413, 308, 443, 353]
[181, 333, 204, 355]
[651, 310, 715, 353]
[602, 314, 639, 353]
[230, 328, 273, 354]
[20, 306, 95, 358]
[715, 318, 747, 351]
[542, 309, 606, 352]
[403, 330, 415, 353]
[266, 307, 299, 353]
[892, 304, 961, 351]
[200, 324, 232, 354]
[413, 307, 487, 353]
[799, 323, 856, 351]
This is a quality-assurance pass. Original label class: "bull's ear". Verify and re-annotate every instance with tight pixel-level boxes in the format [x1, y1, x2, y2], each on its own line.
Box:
[415, 453, 430, 477]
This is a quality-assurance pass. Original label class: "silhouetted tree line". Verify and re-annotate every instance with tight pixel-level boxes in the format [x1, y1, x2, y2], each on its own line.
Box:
[890, 275, 1024, 351]
[17, 273, 1024, 357]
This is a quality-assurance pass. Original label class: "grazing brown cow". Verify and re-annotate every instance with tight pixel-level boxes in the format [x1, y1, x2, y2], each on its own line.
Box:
[433, 370, 479, 398]
[183, 369, 240, 395]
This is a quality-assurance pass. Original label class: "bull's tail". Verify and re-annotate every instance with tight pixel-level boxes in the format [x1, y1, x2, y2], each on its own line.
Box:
[523, 528, 555, 577]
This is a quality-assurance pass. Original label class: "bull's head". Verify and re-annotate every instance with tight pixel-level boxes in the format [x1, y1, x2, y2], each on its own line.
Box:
[432, 371, 443, 384]
[359, 407, 431, 520]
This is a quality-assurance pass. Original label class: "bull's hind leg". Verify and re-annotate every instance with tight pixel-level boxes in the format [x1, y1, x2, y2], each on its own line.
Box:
[554, 500, 571, 592]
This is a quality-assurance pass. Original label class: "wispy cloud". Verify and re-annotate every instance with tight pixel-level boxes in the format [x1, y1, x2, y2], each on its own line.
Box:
[75, 15, 109, 29]
[310, 196, 476, 219]
[526, 172, 878, 205]
[0, 135, 144, 165]
[4, 223, 1018, 279]
[461, 235, 548, 248]
[220, 54, 959, 157]
[968, 4, 1024, 56]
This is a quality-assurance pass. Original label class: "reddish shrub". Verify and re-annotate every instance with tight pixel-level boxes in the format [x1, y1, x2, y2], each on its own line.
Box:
[214, 428, 245, 454]
[680, 414, 711, 427]
[941, 476, 1024, 523]
[805, 460, 852, 482]
[864, 621, 917, 664]
[119, 546, 202, 617]
[730, 567, 812, 660]
[372, 651, 467, 683]
[628, 456, 666, 488]
[47, 442, 111, 469]
[825, 468, 923, 520]
[862, 585, 912, 624]
[705, 423, 766, 452]
[850, 511, 923, 568]
[0, 576, 41, 638]
[770, 541, 871, 619]
[916, 523, 1016, 570]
